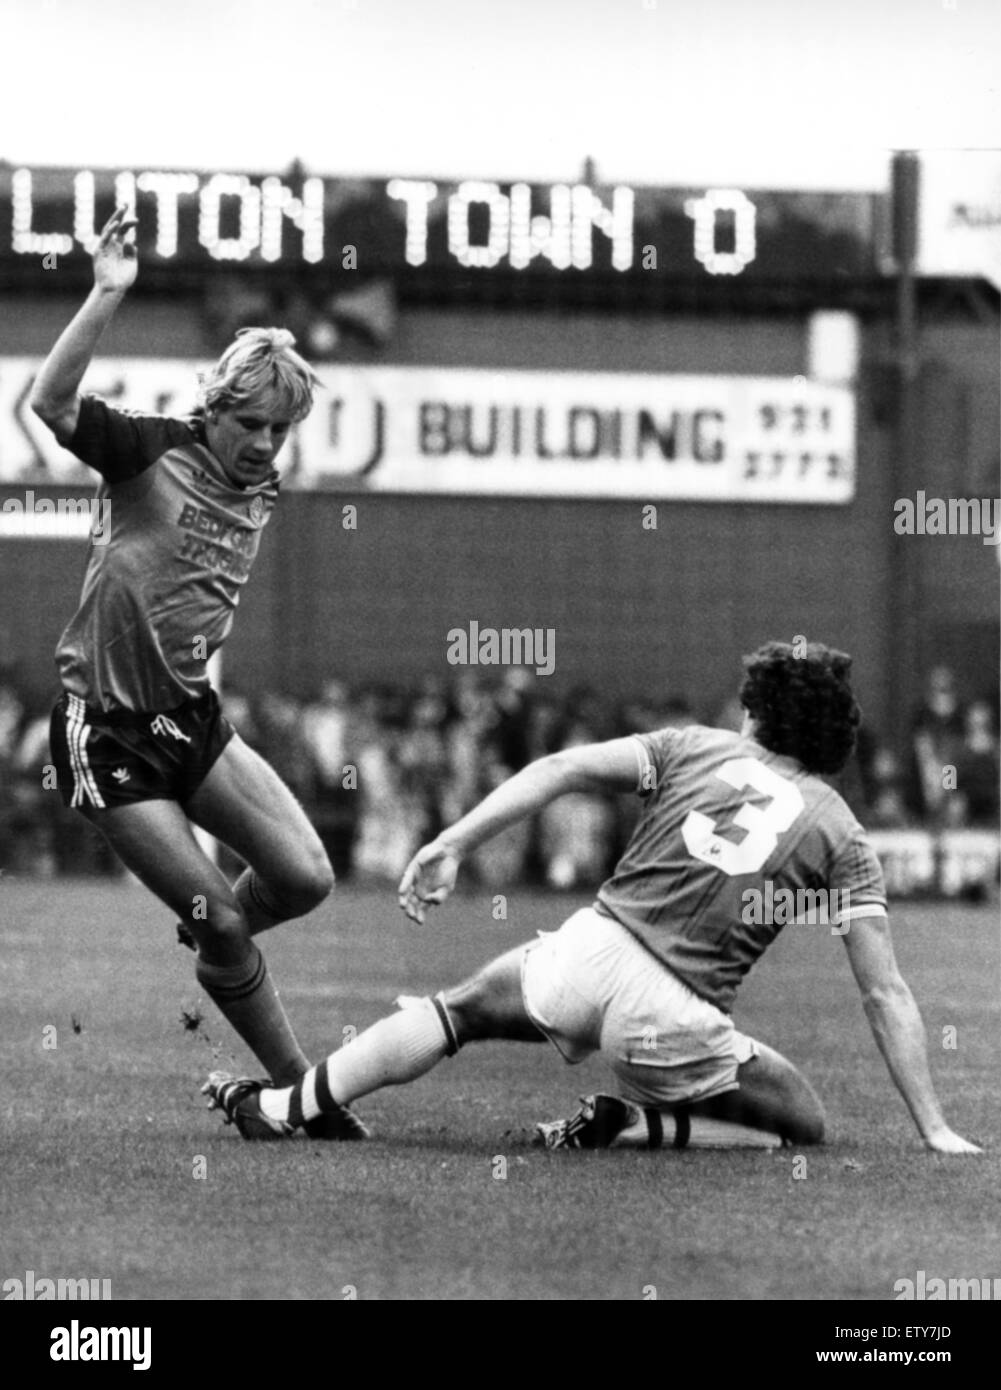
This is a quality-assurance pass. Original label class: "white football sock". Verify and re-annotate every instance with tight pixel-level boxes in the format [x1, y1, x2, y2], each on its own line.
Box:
[260, 995, 455, 1126]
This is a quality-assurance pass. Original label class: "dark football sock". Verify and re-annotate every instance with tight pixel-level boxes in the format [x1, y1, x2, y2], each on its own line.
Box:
[196, 944, 309, 1085]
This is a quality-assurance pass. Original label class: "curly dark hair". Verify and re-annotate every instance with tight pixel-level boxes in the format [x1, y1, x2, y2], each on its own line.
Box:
[739, 641, 861, 775]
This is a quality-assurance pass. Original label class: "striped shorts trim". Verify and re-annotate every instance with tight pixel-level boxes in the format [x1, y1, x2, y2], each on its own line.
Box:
[64, 693, 106, 810]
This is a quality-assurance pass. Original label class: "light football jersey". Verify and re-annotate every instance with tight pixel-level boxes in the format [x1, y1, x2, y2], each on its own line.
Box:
[55, 395, 279, 713]
[597, 724, 887, 1013]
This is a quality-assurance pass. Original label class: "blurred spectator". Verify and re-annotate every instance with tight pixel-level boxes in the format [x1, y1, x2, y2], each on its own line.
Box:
[469, 749, 534, 888]
[222, 685, 261, 750]
[351, 687, 417, 880]
[865, 746, 911, 829]
[490, 668, 535, 771]
[9, 710, 58, 875]
[253, 692, 316, 801]
[442, 672, 496, 825]
[0, 675, 27, 872]
[302, 680, 351, 785]
[397, 688, 452, 844]
[908, 666, 965, 822]
[525, 692, 562, 761]
[538, 714, 616, 889]
[563, 684, 613, 741]
[302, 679, 357, 877]
[0, 676, 25, 767]
[949, 700, 1000, 827]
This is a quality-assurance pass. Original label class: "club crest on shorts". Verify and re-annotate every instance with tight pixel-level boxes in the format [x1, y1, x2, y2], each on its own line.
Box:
[150, 714, 192, 743]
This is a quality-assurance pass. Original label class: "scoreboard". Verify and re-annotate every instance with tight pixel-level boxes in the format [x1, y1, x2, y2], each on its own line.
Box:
[0, 166, 882, 288]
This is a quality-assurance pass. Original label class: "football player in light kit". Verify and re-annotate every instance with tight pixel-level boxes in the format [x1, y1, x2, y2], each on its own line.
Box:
[204, 642, 980, 1156]
[31, 206, 365, 1139]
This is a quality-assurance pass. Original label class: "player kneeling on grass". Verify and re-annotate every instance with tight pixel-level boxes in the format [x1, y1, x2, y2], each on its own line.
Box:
[204, 642, 980, 1155]
[32, 207, 364, 1140]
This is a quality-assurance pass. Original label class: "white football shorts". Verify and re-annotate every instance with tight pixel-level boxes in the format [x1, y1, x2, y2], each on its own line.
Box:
[521, 906, 757, 1106]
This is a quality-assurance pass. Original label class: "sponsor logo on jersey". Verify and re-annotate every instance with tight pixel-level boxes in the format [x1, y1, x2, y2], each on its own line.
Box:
[111, 767, 130, 783]
[188, 468, 219, 498]
[175, 501, 259, 580]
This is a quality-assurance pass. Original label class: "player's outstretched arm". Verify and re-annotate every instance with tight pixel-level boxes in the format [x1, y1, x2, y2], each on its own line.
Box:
[841, 913, 982, 1153]
[30, 205, 138, 442]
[398, 737, 643, 923]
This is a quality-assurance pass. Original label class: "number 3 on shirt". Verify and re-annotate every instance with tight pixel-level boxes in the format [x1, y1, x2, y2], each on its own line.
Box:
[682, 757, 805, 877]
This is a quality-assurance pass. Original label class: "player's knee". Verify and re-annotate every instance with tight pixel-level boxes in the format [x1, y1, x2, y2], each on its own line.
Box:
[748, 1049, 826, 1145]
[274, 846, 335, 913]
[441, 954, 539, 1045]
[187, 898, 249, 952]
[787, 1096, 826, 1146]
[440, 981, 493, 1044]
[440, 995, 480, 1044]
[299, 850, 335, 907]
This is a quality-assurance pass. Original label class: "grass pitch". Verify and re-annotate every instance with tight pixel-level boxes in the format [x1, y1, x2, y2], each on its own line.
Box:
[1, 876, 997, 1301]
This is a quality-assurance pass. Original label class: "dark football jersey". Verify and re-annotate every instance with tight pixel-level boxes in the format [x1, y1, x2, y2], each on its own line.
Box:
[597, 725, 887, 1013]
[55, 395, 278, 712]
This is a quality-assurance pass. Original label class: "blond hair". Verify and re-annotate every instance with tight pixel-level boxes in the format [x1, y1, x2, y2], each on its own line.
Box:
[197, 328, 321, 422]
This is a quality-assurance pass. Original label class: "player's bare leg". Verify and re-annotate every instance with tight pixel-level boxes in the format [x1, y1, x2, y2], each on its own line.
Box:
[439, 948, 547, 1043]
[184, 733, 334, 936]
[83, 798, 310, 1083]
[541, 1040, 826, 1150]
[214, 946, 544, 1134]
[687, 1041, 825, 1144]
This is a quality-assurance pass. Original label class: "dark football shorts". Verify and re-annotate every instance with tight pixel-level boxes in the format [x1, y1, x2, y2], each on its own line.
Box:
[50, 688, 235, 811]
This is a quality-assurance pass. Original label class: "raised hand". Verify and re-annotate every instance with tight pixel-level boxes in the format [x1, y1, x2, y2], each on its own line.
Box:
[398, 841, 461, 924]
[93, 205, 138, 293]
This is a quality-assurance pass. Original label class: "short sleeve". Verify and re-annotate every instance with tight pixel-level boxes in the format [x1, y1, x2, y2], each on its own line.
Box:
[66, 395, 195, 483]
[828, 821, 888, 922]
[633, 726, 686, 797]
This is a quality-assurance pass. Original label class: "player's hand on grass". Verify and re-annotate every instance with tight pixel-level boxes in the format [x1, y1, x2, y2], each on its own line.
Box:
[398, 841, 461, 924]
[93, 205, 138, 293]
[924, 1127, 983, 1155]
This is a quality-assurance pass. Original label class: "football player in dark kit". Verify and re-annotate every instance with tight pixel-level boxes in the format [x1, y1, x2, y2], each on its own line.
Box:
[32, 206, 364, 1138]
[205, 642, 979, 1156]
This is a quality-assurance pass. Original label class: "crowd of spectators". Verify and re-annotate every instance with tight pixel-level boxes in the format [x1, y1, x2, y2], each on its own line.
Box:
[0, 663, 997, 884]
[858, 666, 1000, 832]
